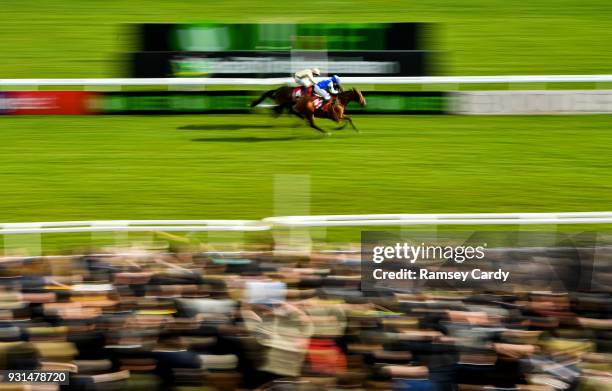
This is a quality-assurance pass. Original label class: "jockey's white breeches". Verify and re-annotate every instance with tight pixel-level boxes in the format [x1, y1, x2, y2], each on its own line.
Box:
[314, 85, 331, 100]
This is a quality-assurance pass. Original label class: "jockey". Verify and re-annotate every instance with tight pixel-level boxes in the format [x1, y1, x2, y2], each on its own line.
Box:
[293, 68, 320, 89]
[314, 75, 341, 101]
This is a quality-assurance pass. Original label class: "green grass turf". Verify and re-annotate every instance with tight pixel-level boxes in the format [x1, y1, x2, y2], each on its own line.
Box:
[2, 114, 612, 224]
[3, 113, 612, 252]
[2, 0, 612, 78]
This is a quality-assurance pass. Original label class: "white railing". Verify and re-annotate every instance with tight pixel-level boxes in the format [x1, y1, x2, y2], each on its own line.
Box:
[1, 75, 612, 88]
[0, 220, 269, 234]
[264, 212, 612, 227]
[2, 212, 612, 234]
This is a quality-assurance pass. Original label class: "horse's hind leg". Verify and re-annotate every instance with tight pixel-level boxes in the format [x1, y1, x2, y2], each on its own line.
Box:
[289, 105, 304, 119]
[289, 107, 304, 127]
[272, 105, 284, 117]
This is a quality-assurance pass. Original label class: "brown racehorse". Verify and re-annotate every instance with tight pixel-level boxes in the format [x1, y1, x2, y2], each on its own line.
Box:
[250, 85, 345, 116]
[293, 88, 366, 133]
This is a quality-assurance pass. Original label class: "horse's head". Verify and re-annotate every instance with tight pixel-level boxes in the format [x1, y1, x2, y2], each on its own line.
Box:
[351, 87, 366, 106]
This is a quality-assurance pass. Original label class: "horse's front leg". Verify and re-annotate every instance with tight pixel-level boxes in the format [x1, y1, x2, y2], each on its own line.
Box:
[344, 115, 358, 132]
[335, 120, 348, 130]
[331, 107, 348, 130]
[307, 114, 327, 134]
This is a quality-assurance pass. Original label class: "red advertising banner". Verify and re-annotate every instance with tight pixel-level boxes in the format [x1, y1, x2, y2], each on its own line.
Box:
[4, 91, 95, 115]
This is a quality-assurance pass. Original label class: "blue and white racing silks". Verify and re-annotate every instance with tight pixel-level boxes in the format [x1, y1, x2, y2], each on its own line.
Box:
[316, 78, 337, 92]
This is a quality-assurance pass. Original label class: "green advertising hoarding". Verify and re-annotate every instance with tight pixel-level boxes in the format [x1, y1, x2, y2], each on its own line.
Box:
[92, 91, 448, 115]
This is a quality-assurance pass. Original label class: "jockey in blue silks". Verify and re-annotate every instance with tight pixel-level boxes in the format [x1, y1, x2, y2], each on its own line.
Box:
[314, 75, 341, 101]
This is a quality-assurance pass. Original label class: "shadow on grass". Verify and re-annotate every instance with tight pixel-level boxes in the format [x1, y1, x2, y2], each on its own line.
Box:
[178, 124, 279, 131]
[191, 135, 324, 143]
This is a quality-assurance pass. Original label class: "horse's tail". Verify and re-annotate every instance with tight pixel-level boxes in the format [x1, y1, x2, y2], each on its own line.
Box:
[250, 88, 277, 107]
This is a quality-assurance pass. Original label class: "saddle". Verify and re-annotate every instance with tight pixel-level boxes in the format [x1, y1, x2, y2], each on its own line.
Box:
[312, 96, 335, 113]
[293, 86, 336, 113]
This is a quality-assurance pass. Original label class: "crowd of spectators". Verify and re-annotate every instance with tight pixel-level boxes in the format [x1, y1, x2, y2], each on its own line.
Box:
[0, 246, 610, 390]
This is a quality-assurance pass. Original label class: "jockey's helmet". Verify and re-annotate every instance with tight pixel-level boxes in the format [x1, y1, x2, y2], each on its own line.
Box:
[331, 75, 341, 84]
[312, 68, 321, 76]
